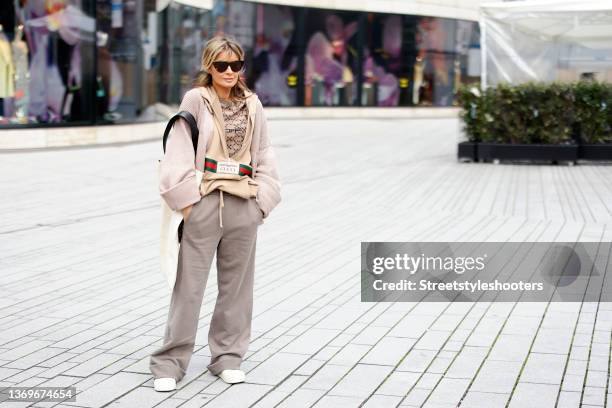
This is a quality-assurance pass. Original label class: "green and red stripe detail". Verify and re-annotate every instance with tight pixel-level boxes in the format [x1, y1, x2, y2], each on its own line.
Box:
[205, 157, 252, 176]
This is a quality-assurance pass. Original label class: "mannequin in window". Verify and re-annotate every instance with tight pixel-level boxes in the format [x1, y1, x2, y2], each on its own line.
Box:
[12, 25, 29, 121]
[412, 56, 424, 105]
[0, 24, 16, 118]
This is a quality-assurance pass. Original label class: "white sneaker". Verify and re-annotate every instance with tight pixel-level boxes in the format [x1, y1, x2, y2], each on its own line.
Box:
[218, 369, 246, 384]
[154, 377, 176, 391]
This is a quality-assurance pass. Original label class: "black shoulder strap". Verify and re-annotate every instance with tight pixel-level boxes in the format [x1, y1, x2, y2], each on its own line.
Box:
[162, 111, 199, 154]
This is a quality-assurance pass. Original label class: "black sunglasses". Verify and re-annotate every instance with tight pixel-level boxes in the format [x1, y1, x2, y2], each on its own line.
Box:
[212, 60, 245, 73]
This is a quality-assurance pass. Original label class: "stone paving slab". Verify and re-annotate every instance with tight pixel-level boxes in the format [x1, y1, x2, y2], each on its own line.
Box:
[1, 117, 612, 407]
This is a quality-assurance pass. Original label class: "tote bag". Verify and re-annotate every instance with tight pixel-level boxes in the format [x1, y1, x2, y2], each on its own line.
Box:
[157, 111, 203, 291]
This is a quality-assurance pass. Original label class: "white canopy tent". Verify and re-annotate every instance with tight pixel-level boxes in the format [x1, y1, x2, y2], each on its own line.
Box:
[156, 0, 213, 12]
[479, 0, 612, 87]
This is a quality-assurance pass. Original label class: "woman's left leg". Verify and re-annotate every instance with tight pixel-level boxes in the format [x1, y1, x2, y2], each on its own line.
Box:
[206, 194, 262, 375]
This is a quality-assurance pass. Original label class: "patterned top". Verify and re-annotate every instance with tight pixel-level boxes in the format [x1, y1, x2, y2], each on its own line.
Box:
[219, 97, 248, 159]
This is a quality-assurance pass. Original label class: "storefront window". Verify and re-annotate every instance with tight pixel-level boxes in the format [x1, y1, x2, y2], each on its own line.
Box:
[412, 17, 481, 107]
[454, 20, 481, 100]
[96, 0, 160, 124]
[303, 9, 360, 106]
[251, 3, 298, 106]
[0, 0, 96, 126]
[412, 17, 455, 106]
[210, 0, 256, 98]
[362, 13, 411, 106]
[159, 3, 211, 104]
[0, 0, 482, 129]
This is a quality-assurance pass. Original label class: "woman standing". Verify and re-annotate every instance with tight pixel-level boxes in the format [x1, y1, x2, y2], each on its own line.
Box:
[151, 35, 281, 391]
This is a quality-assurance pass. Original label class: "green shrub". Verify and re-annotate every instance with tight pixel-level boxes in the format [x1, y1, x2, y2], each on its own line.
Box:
[457, 81, 612, 144]
[457, 86, 484, 143]
[573, 81, 612, 144]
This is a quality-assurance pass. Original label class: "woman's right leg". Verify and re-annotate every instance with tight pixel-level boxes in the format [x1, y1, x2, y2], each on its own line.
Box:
[149, 194, 222, 382]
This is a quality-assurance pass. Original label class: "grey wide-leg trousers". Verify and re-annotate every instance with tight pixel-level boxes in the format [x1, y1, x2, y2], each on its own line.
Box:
[150, 189, 263, 381]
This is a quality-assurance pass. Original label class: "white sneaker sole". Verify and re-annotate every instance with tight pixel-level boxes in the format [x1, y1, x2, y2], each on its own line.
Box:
[218, 369, 246, 384]
[154, 377, 176, 392]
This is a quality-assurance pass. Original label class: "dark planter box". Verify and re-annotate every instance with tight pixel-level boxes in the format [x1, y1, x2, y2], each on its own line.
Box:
[457, 141, 477, 161]
[477, 143, 578, 163]
[578, 144, 612, 161]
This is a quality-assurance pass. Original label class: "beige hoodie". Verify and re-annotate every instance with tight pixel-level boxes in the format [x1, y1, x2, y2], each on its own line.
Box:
[198, 86, 258, 198]
[158, 85, 281, 224]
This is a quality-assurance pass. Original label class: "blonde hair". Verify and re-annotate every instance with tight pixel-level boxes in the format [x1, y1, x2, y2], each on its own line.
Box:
[193, 35, 252, 101]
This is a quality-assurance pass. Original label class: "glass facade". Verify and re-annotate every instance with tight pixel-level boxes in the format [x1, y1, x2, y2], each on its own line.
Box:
[363, 13, 410, 106]
[252, 3, 298, 106]
[361, 14, 481, 107]
[302, 9, 360, 106]
[414, 16, 480, 106]
[95, 0, 160, 124]
[0, 0, 96, 126]
[0, 0, 480, 129]
[159, 3, 212, 104]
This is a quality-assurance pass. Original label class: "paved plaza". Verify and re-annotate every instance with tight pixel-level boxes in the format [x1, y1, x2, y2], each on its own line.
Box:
[1, 117, 612, 407]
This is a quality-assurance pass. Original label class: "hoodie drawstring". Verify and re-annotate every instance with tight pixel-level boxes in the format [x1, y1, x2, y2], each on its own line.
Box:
[219, 190, 224, 228]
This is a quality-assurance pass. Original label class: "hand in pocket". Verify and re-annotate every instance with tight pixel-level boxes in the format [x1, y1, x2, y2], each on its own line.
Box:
[182, 204, 194, 222]
[253, 199, 264, 224]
